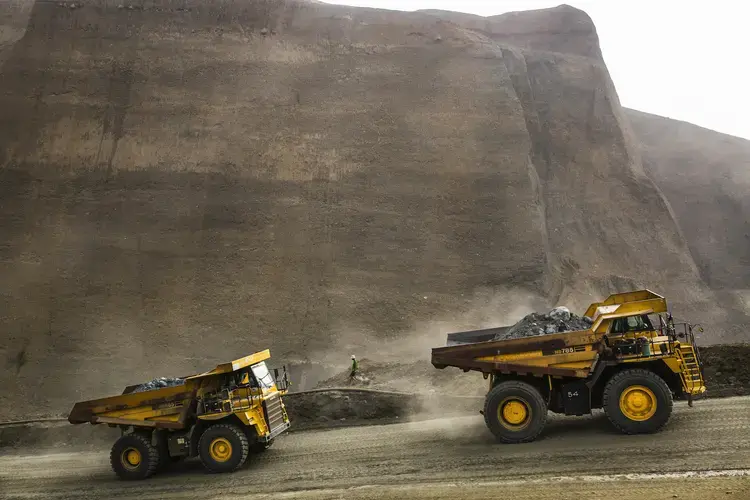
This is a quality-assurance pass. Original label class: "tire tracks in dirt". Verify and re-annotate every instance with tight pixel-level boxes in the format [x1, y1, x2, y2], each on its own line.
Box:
[1, 397, 748, 500]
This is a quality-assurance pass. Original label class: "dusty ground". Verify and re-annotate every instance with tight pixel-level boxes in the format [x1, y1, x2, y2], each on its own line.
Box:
[1, 397, 748, 499]
[282, 389, 481, 429]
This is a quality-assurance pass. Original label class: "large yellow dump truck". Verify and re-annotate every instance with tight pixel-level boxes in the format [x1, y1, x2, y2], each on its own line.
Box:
[68, 349, 291, 480]
[432, 290, 705, 443]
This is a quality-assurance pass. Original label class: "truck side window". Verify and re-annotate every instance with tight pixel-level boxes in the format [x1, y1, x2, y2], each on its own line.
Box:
[610, 317, 627, 334]
[610, 315, 653, 334]
[626, 315, 652, 332]
[638, 314, 654, 331]
[238, 370, 259, 388]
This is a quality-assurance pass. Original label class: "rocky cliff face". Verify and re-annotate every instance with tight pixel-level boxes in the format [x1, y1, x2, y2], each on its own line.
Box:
[628, 109, 750, 334]
[0, 1, 744, 420]
[628, 110, 750, 290]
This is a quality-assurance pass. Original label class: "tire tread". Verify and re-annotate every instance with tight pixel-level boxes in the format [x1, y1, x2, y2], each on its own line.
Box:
[198, 423, 249, 473]
[603, 368, 673, 434]
[109, 432, 160, 480]
[483, 380, 548, 444]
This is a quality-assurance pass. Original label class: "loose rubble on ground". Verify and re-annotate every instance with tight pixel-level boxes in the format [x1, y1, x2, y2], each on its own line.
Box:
[132, 377, 184, 393]
[493, 306, 593, 340]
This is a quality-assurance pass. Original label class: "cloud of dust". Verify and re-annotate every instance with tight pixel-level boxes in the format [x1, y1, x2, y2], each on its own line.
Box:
[403, 405, 487, 439]
[297, 286, 548, 392]
[325, 286, 545, 364]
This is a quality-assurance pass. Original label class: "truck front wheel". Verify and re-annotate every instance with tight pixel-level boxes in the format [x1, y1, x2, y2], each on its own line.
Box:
[603, 368, 673, 434]
[198, 423, 249, 473]
[110, 433, 160, 480]
[483, 380, 548, 443]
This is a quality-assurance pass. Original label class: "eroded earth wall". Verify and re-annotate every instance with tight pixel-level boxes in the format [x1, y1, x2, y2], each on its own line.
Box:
[0, 1, 745, 419]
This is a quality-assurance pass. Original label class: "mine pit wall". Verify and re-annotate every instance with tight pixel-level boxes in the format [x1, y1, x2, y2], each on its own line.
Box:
[0, 0, 547, 421]
[627, 109, 750, 341]
[0, 1, 34, 66]
[628, 109, 750, 292]
[0, 1, 741, 422]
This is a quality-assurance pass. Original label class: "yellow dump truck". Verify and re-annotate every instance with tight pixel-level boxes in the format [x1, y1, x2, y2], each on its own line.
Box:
[432, 290, 705, 443]
[68, 349, 291, 480]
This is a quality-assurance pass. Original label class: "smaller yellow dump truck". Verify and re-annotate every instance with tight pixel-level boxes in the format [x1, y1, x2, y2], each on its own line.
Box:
[68, 350, 291, 480]
[432, 290, 706, 443]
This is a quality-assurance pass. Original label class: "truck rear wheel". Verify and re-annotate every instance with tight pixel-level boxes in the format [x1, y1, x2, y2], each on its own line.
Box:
[110, 433, 160, 480]
[198, 423, 249, 473]
[603, 368, 673, 434]
[483, 380, 548, 443]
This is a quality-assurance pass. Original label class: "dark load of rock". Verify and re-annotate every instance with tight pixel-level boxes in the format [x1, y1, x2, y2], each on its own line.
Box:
[131, 377, 184, 393]
[494, 306, 594, 340]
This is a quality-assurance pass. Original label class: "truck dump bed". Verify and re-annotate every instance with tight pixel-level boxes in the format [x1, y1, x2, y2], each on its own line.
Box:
[68, 383, 197, 429]
[432, 290, 671, 379]
[434, 327, 599, 378]
[446, 327, 509, 346]
[68, 349, 281, 429]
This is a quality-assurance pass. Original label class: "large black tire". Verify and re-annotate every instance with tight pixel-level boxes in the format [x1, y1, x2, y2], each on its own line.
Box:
[603, 368, 673, 434]
[110, 433, 160, 480]
[483, 380, 548, 444]
[198, 423, 249, 473]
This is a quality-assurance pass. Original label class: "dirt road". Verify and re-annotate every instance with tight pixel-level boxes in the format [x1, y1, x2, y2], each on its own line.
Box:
[2, 397, 749, 499]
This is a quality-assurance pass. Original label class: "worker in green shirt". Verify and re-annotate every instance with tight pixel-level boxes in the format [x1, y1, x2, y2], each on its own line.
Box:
[350, 355, 358, 379]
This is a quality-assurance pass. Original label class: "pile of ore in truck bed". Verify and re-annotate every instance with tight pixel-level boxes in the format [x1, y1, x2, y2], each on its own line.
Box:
[132, 377, 184, 393]
[493, 306, 593, 340]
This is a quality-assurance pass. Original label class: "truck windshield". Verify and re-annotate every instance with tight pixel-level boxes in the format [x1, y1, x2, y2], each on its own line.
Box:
[251, 362, 275, 390]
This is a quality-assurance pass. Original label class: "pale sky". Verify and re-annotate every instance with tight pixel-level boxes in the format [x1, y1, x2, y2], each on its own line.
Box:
[320, 1, 749, 140]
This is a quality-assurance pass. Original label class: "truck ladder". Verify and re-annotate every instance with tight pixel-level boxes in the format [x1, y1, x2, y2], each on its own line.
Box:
[676, 344, 705, 397]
